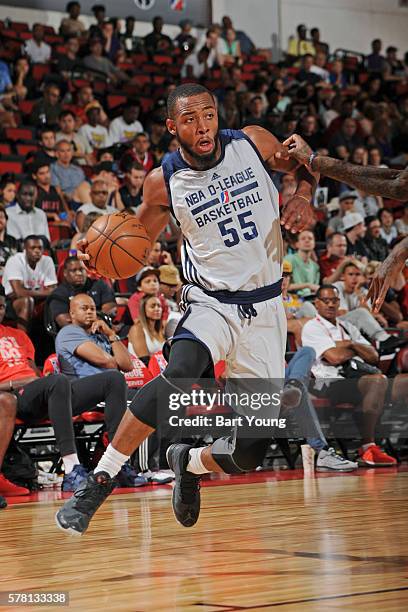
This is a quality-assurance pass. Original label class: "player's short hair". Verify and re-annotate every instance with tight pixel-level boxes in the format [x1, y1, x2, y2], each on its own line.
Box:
[316, 284, 339, 299]
[167, 84, 215, 119]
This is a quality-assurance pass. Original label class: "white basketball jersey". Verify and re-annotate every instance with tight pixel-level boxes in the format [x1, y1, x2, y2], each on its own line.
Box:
[162, 129, 283, 292]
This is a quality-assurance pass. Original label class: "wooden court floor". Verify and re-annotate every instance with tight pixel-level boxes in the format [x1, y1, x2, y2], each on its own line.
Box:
[1, 469, 408, 611]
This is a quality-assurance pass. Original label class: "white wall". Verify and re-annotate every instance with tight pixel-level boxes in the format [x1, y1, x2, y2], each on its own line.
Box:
[280, 0, 408, 56]
[212, 0, 279, 50]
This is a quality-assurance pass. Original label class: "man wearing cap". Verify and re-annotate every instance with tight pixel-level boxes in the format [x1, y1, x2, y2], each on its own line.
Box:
[343, 213, 370, 260]
[77, 104, 111, 153]
[159, 265, 181, 314]
[327, 191, 358, 235]
[128, 267, 169, 325]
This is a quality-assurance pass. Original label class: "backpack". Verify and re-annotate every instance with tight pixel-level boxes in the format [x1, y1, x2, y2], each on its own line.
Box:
[3, 440, 39, 491]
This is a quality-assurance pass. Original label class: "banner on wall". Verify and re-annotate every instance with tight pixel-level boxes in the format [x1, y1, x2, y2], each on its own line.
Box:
[0, 0, 209, 26]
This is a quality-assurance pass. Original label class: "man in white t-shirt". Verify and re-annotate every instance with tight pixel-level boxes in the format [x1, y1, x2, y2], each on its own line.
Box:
[109, 101, 144, 145]
[78, 104, 111, 151]
[75, 179, 116, 231]
[6, 180, 50, 245]
[301, 284, 395, 467]
[2, 235, 57, 329]
[23, 23, 51, 64]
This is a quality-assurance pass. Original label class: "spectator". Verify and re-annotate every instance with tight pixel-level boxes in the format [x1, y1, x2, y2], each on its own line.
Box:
[329, 59, 347, 88]
[47, 256, 116, 329]
[60, 2, 86, 37]
[181, 46, 210, 80]
[113, 161, 145, 212]
[310, 27, 329, 55]
[73, 161, 119, 206]
[298, 114, 324, 150]
[50, 140, 86, 200]
[343, 212, 370, 259]
[91, 4, 106, 31]
[148, 115, 170, 163]
[69, 85, 107, 127]
[109, 101, 144, 145]
[395, 203, 408, 236]
[354, 189, 383, 219]
[2, 235, 57, 329]
[378, 208, 398, 245]
[23, 23, 51, 64]
[363, 216, 389, 261]
[144, 16, 173, 55]
[368, 146, 386, 167]
[198, 27, 227, 68]
[327, 191, 358, 234]
[0, 58, 12, 96]
[329, 118, 364, 157]
[35, 126, 57, 165]
[6, 182, 50, 245]
[30, 84, 62, 128]
[78, 103, 112, 152]
[102, 20, 121, 62]
[244, 96, 266, 128]
[12, 56, 35, 100]
[223, 28, 242, 66]
[287, 24, 315, 58]
[0, 209, 17, 273]
[221, 15, 255, 56]
[218, 87, 240, 129]
[282, 259, 316, 346]
[55, 36, 81, 80]
[31, 161, 71, 224]
[366, 38, 387, 73]
[319, 232, 350, 283]
[75, 179, 116, 231]
[383, 45, 404, 81]
[310, 51, 330, 82]
[121, 16, 140, 53]
[128, 295, 165, 362]
[301, 284, 396, 467]
[297, 54, 322, 85]
[0, 175, 17, 208]
[120, 132, 155, 174]
[285, 230, 320, 297]
[56, 110, 89, 164]
[158, 265, 181, 315]
[83, 39, 128, 85]
[127, 266, 169, 324]
[174, 19, 196, 52]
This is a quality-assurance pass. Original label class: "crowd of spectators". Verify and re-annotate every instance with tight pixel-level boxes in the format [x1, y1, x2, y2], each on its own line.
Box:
[0, 7, 407, 505]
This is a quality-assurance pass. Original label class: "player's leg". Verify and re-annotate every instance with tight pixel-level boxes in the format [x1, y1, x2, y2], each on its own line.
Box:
[55, 338, 214, 535]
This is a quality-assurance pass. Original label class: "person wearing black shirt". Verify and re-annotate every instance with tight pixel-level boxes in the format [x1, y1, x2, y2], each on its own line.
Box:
[144, 16, 173, 55]
[0, 209, 17, 273]
[343, 212, 371, 259]
[47, 256, 117, 329]
[114, 160, 145, 212]
[32, 162, 66, 222]
[363, 216, 389, 262]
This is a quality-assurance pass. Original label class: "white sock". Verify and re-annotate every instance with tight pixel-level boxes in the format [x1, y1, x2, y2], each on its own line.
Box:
[186, 447, 210, 475]
[362, 442, 375, 451]
[95, 443, 130, 478]
[63, 453, 80, 474]
[377, 331, 389, 342]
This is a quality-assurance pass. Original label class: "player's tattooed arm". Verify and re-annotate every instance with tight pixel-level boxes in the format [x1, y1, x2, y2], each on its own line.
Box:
[282, 134, 408, 200]
[367, 236, 408, 312]
[136, 167, 171, 243]
[242, 126, 317, 232]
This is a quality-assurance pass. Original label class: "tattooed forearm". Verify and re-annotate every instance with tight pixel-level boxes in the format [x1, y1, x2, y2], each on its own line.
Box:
[312, 157, 408, 200]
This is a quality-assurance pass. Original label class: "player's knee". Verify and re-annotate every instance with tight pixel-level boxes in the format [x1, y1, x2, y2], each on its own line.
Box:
[104, 369, 126, 388]
[47, 373, 70, 392]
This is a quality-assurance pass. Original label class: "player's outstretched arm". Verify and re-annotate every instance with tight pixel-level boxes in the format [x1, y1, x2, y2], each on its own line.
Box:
[282, 134, 408, 201]
[367, 236, 408, 312]
[136, 167, 171, 243]
[242, 125, 317, 233]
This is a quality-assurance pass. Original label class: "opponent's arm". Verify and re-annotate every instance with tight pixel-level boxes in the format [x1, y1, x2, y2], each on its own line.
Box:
[367, 236, 408, 312]
[282, 134, 408, 200]
[242, 126, 317, 233]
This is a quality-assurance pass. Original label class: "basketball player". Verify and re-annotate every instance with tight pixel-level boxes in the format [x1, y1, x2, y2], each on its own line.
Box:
[279, 133, 408, 312]
[55, 83, 317, 535]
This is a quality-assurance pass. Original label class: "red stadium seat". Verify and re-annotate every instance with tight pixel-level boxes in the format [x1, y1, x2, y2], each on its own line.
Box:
[4, 127, 35, 141]
[107, 95, 127, 109]
[153, 54, 172, 65]
[16, 143, 38, 156]
[55, 249, 70, 266]
[18, 100, 35, 116]
[0, 143, 12, 155]
[0, 160, 23, 174]
[9, 21, 29, 31]
[32, 64, 51, 82]
[48, 223, 72, 243]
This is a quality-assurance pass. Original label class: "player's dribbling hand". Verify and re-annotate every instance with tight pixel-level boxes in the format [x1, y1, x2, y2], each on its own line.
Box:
[280, 193, 314, 233]
[76, 238, 91, 262]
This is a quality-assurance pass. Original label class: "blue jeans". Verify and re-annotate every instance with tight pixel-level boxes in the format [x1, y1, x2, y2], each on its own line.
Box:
[285, 347, 328, 453]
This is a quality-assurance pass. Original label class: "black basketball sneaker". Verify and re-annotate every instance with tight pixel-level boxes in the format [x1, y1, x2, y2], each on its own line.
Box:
[55, 471, 115, 535]
[166, 443, 201, 528]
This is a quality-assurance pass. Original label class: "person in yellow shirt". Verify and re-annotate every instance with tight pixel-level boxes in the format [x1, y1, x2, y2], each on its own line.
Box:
[287, 24, 316, 59]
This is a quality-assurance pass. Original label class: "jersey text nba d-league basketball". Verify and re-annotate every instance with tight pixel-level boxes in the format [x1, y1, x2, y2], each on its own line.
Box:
[161, 129, 286, 379]
[162, 129, 283, 292]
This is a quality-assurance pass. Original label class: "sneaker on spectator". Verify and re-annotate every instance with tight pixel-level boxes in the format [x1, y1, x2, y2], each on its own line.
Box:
[316, 448, 358, 472]
[116, 462, 148, 487]
[143, 470, 174, 484]
[358, 445, 397, 467]
[62, 465, 89, 492]
[0, 472, 30, 496]
[0, 495, 6, 509]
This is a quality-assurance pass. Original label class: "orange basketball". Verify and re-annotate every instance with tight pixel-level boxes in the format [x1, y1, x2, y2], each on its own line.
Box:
[85, 212, 151, 279]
